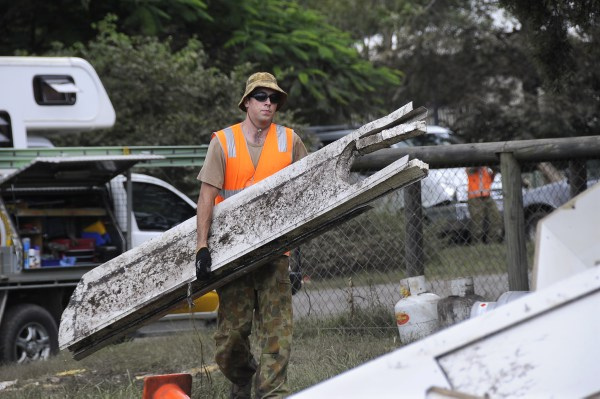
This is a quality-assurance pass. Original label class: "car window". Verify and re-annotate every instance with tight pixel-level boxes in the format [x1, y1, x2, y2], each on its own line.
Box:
[130, 182, 196, 231]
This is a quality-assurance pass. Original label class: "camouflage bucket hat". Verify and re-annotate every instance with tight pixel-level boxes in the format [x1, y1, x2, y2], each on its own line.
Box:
[238, 72, 287, 112]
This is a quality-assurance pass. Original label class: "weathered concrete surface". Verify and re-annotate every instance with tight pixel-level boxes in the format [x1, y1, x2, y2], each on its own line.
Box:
[290, 266, 600, 399]
[59, 102, 429, 359]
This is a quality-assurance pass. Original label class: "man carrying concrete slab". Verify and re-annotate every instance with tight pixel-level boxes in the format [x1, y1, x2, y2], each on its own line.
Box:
[196, 72, 308, 399]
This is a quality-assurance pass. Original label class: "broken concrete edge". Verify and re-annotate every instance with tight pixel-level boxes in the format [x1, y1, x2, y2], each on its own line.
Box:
[65, 202, 386, 359]
[60, 159, 428, 358]
[297, 102, 425, 167]
[60, 126, 426, 350]
[353, 102, 426, 142]
[212, 155, 421, 268]
[355, 115, 427, 154]
[355, 121, 425, 155]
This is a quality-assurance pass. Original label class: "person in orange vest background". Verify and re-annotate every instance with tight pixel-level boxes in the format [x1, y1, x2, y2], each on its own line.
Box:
[195, 72, 308, 399]
[466, 166, 503, 244]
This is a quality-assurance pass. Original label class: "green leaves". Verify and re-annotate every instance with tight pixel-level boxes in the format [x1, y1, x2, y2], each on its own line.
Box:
[214, 0, 402, 123]
[3, 0, 403, 125]
[0, 0, 211, 54]
[298, 72, 310, 85]
[50, 16, 243, 149]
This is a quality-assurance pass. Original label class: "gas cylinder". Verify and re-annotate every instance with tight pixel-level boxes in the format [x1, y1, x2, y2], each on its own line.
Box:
[437, 277, 484, 328]
[470, 291, 530, 319]
[394, 276, 440, 345]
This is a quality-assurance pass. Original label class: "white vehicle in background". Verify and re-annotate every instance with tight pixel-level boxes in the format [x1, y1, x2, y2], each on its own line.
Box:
[310, 124, 460, 148]
[392, 125, 479, 205]
[311, 123, 588, 244]
[389, 128, 586, 244]
[0, 56, 217, 364]
[0, 56, 115, 148]
[310, 124, 475, 207]
[310, 124, 489, 239]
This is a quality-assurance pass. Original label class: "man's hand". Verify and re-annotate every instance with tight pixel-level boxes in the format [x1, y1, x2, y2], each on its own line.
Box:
[195, 247, 212, 281]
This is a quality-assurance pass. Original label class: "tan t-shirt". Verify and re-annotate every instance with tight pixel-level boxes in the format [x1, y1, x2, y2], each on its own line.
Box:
[197, 128, 308, 189]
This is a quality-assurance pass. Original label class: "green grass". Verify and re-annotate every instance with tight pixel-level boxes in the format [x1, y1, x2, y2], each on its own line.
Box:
[304, 271, 407, 291]
[304, 242, 511, 291]
[0, 320, 400, 398]
[424, 242, 508, 279]
[0, 236, 538, 398]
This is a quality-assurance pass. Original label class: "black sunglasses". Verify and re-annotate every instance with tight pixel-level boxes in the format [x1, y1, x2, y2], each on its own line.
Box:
[250, 91, 282, 104]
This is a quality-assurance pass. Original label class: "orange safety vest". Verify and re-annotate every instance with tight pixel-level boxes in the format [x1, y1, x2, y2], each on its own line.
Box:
[212, 123, 293, 204]
[467, 167, 494, 199]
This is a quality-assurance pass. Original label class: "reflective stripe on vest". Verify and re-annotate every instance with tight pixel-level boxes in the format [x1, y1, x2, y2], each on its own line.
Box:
[467, 167, 494, 199]
[213, 123, 293, 204]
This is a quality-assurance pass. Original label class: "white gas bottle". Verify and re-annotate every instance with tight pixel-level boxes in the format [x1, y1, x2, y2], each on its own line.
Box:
[394, 276, 440, 344]
[470, 291, 530, 319]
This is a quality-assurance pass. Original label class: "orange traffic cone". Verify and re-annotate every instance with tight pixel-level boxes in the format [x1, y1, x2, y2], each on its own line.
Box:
[142, 373, 192, 399]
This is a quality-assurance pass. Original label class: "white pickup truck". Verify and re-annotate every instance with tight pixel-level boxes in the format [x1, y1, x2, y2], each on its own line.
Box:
[0, 56, 217, 363]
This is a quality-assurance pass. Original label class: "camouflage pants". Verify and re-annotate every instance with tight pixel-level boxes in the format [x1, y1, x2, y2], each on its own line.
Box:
[214, 256, 293, 398]
[468, 196, 503, 243]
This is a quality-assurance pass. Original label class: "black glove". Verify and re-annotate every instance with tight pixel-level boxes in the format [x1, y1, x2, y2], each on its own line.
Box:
[289, 272, 303, 296]
[195, 247, 212, 281]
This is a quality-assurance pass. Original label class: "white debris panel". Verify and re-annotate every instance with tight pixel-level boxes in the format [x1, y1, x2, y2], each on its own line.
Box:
[290, 181, 600, 399]
[59, 102, 429, 359]
[533, 181, 600, 290]
[291, 265, 600, 398]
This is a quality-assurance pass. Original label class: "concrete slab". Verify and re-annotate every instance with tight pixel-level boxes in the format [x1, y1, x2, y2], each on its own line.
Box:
[59, 102, 429, 359]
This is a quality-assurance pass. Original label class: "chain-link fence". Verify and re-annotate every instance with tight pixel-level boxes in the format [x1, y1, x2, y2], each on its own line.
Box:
[290, 148, 600, 335]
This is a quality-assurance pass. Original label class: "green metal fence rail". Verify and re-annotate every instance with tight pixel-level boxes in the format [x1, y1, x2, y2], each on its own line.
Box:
[0, 145, 209, 169]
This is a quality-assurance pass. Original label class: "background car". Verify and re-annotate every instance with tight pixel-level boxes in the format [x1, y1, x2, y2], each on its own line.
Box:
[420, 165, 599, 244]
[309, 124, 472, 204]
[308, 124, 460, 148]
[308, 124, 598, 244]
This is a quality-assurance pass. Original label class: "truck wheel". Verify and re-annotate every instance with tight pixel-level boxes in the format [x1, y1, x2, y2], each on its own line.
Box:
[0, 304, 58, 363]
[525, 210, 549, 241]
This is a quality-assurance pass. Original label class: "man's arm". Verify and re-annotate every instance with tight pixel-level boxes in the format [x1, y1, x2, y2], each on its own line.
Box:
[196, 182, 220, 250]
[195, 182, 220, 280]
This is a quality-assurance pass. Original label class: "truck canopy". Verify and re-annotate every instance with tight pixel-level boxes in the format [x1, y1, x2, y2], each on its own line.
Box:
[0, 155, 162, 190]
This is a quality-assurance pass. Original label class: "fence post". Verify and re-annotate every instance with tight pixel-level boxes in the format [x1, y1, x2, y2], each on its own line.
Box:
[500, 152, 529, 291]
[404, 180, 424, 277]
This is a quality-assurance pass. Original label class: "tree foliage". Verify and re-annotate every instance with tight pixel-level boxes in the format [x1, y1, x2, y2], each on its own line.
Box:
[300, 0, 422, 58]
[198, 0, 402, 124]
[309, 0, 599, 141]
[488, 0, 600, 138]
[499, 0, 599, 88]
[48, 16, 243, 148]
[2, 0, 598, 142]
[310, 0, 532, 139]
[0, 0, 210, 54]
[1, 0, 402, 126]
